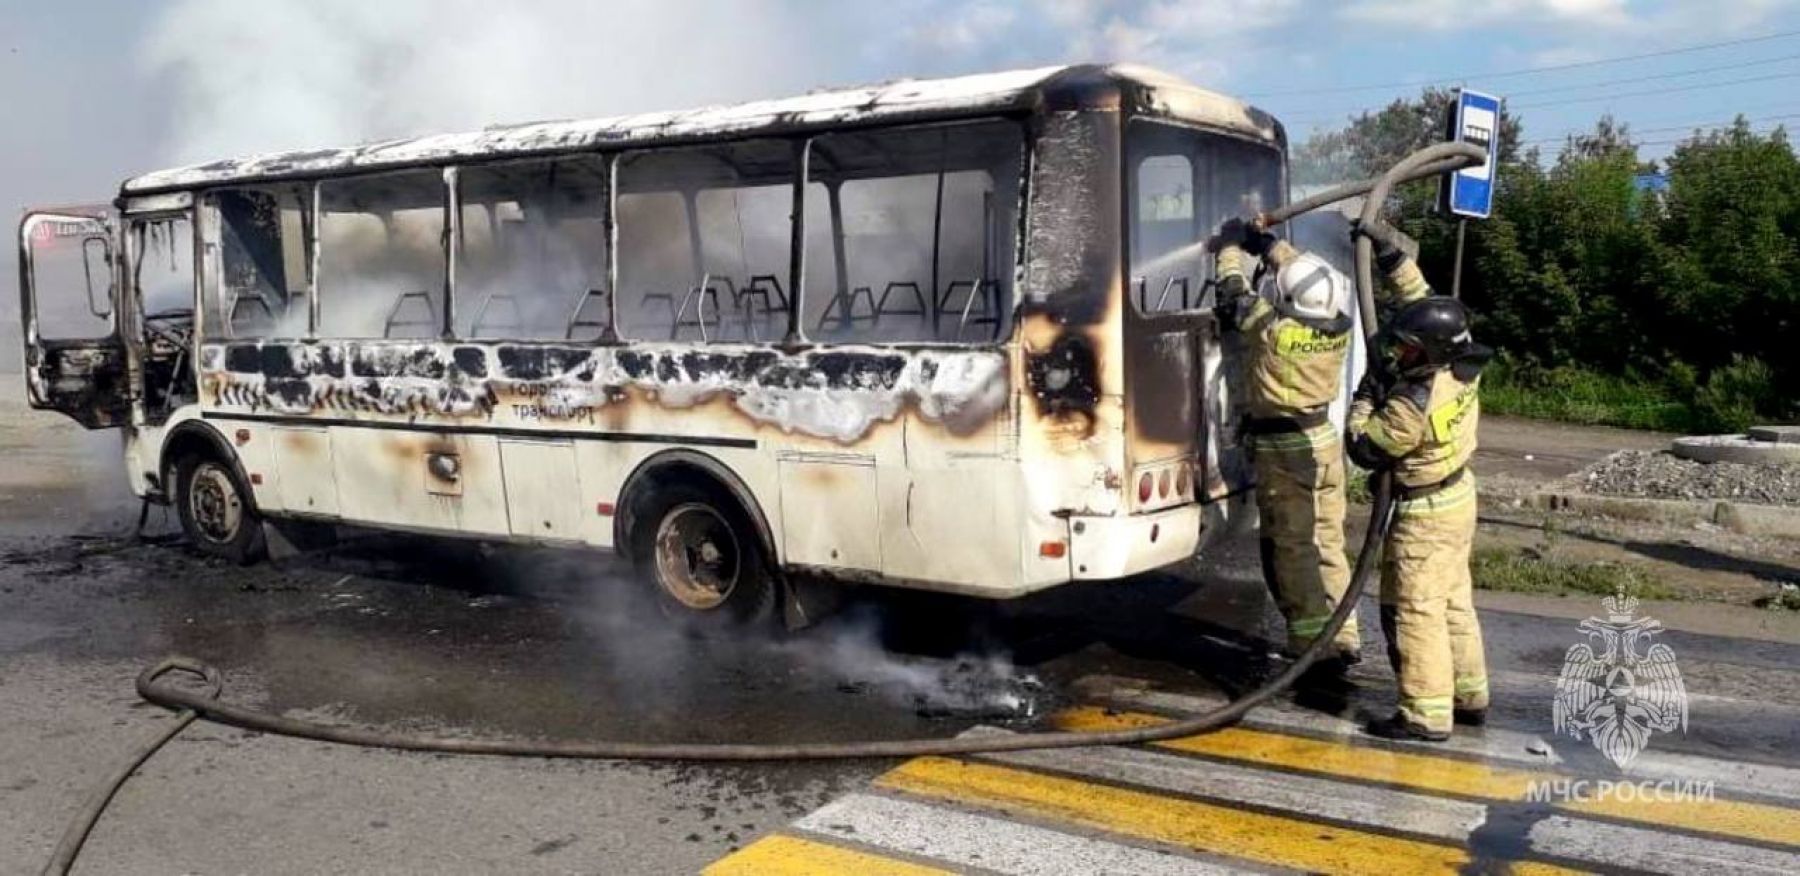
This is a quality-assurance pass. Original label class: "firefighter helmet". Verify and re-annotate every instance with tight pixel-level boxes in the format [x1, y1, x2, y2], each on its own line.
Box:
[1386, 296, 1473, 370]
[1271, 252, 1352, 323]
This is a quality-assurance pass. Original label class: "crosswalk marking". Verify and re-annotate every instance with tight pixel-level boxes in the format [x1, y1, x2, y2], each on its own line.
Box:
[1529, 815, 1800, 875]
[1054, 706, 1800, 848]
[793, 792, 1259, 875]
[1055, 706, 1538, 798]
[1081, 675, 1800, 804]
[702, 833, 955, 876]
[983, 742, 1490, 842]
[876, 755, 1482, 875]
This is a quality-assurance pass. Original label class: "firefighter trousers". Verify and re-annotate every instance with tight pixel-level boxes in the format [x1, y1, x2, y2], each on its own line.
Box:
[1379, 475, 1490, 734]
[1252, 428, 1360, 658]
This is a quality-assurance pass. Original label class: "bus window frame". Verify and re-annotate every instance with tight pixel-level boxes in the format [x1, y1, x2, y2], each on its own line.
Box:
[1121, 117, 1288, 317]
[310, 167, 455, 341]
[796, 117, 1030, 349]
[198, 115, 1035, 350]
[197, 182, 320, 341]
[447, 153, 615, 344]
[607, 137, 806, 348]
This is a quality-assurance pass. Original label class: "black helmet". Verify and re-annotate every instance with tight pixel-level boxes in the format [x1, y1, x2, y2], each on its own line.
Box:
[1384, 296, 1474, 372]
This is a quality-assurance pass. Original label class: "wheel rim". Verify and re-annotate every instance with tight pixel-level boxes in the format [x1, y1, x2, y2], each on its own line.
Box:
[189, 463, 243, 544]
[652, 503, 741, 611]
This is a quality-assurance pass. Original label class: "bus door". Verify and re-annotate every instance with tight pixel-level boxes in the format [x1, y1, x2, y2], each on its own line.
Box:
[18, 206, 130, 428]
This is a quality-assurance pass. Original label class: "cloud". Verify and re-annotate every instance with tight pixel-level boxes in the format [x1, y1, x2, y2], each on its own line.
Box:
[905, 1, 1019, 52]
[1340, 0, 1793, 36]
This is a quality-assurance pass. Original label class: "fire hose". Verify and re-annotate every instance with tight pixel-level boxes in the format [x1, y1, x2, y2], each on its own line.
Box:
[44, 141, 1486, 875]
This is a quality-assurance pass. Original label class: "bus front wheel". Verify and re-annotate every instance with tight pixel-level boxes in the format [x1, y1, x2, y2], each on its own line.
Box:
[174, 454, 267, 565]
[631, 482, 775, 629]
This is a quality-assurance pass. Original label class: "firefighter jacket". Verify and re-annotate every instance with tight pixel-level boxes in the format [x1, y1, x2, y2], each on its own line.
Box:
[1345, 256, 1481, 490]
[1346, 367, 1480, 490]
[1215, 241, 1353, 424]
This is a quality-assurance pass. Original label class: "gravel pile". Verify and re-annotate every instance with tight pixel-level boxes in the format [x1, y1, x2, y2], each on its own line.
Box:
[1578, 449, 1800, 507]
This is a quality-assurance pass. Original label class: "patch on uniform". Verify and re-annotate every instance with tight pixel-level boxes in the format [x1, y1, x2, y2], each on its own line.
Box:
[1274, 323, 1350, 358]
[1429, 382, 1479, 442]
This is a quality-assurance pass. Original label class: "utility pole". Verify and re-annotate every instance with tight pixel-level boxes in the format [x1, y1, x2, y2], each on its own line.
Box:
[1451, 218, 1467, 299]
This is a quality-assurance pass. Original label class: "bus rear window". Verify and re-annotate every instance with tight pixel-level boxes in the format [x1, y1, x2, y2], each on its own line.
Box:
[1127, 122, 1282, 314]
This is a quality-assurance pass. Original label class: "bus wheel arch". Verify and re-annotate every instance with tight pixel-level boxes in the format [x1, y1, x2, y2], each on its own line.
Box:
[615, 450, 779, 627]
[161, 421, 266, 564]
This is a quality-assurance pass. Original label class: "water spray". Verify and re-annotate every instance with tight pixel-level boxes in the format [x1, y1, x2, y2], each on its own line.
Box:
[44, 142, 1487, 876]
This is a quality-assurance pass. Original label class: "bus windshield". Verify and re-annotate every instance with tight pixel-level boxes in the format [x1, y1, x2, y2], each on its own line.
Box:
[1127, 121, 1283, 314]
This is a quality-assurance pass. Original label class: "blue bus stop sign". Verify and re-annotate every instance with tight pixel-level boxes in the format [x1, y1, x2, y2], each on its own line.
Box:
[1445, 89, 1501, 219]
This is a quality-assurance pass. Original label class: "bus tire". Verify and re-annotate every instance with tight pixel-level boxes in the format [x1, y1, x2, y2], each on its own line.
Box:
[630, 481, 775, 629]
[174, 453, 266, 565]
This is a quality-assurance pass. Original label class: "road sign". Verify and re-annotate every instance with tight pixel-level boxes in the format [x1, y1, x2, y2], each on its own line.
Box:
[1445, 89, 1501, 219]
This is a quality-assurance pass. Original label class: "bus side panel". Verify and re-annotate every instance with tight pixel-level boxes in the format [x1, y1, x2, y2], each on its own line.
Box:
[876, 411, 1016, 590]
[270, 425, 340, 516]
[328, 428, 509, 535]
[781, 454, 881, 570]
[571, 442, 781, 554]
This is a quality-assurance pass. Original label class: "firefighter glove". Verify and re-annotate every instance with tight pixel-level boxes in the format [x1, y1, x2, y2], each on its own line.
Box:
[1210, 217, 1274, 257]
[1350, 219, 1408, 273]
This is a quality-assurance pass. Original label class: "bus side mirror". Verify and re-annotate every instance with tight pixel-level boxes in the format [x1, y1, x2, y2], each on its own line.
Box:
[80, 236, 115, 320]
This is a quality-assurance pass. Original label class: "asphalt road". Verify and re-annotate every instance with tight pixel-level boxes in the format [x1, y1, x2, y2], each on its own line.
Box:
[3, 389, 1799, 874]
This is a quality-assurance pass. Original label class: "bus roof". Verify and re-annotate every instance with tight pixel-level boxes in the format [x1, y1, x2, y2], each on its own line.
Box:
[120, 64, 1283, 196]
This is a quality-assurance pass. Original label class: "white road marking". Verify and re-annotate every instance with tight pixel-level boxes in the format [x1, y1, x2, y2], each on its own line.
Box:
[792, 792, 1265, 876]
[983, 742, 1488, 841]
[1530, 815, 1800, 875]
[1079, 675, 1800, 804]
[974, 726, 1798, 873]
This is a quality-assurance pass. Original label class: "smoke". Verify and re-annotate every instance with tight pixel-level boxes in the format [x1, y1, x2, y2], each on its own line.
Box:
[138, 0, 827, 165]
[484, 549, 1051, 725]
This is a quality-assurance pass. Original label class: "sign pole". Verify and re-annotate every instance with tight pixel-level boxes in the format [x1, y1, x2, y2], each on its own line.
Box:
[1451, 217, 1467, 299]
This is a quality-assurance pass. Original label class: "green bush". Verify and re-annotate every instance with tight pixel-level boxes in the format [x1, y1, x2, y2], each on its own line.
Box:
[1692, 356, 1780, 433]
[1480, 353, 1784, 433]
[1295, 104, 1800, 429]
[1481, 354, 1696, 432]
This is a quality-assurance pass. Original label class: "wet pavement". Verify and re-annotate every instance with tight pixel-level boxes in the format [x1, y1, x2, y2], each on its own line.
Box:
[3, 390, 1800, 873]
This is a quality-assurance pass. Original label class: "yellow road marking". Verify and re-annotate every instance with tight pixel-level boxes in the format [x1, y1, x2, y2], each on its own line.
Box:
[1055, 707, 1800, 848]
[879, 756, 1474, 876]
[1056, 707, 1535, 798]
[703, 833, 953, 876]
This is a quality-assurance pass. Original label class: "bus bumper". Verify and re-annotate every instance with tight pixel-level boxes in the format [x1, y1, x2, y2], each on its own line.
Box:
[1067, 503, 1203, 581]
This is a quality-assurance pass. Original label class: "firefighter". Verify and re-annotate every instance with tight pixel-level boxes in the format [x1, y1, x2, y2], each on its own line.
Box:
[1209, 218, 1361, 676]
[1346, 219, 1491, 742]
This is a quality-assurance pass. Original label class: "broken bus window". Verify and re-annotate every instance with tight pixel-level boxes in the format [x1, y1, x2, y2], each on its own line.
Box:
[317, 170, 448, 339]
[802, 120, 1022, 344]
[456, 156, 609, 341]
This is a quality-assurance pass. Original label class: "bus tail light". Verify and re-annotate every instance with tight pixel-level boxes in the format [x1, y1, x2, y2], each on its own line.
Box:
[1039, 540, 1066, 559]
[1176, 464, 1192, 497]
[1157, 470, 1171, 499]
[596, 501, 616, 517]
[1138, 473, 1154, 503]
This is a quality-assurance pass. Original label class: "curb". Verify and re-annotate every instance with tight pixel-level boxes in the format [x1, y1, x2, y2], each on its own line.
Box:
[1528, 491, 1800, 539]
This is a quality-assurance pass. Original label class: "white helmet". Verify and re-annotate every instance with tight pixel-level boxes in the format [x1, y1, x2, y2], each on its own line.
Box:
[1271, 252, 1352, 323]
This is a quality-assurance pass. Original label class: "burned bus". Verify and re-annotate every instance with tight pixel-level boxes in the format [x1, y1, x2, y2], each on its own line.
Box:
[17, 64, 1287, 623]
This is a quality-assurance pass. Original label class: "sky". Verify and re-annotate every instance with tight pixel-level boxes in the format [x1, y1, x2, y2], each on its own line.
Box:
[6, 0, 1800, 329]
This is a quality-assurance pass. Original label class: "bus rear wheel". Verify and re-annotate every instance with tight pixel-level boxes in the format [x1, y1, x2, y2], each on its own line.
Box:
[174, 454, 266, 565]
[632, 482, 774, 629]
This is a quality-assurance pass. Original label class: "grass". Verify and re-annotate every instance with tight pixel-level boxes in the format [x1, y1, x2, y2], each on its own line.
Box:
[1758, 585, 1800, 612]
[1470, 546, 1678, 601]
[1345, 466, 1373, 505]
[1481, 359, 1698, 433]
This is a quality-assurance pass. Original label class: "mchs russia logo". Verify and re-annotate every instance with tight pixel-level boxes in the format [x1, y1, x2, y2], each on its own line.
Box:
[1552, 593, 1688, 768]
